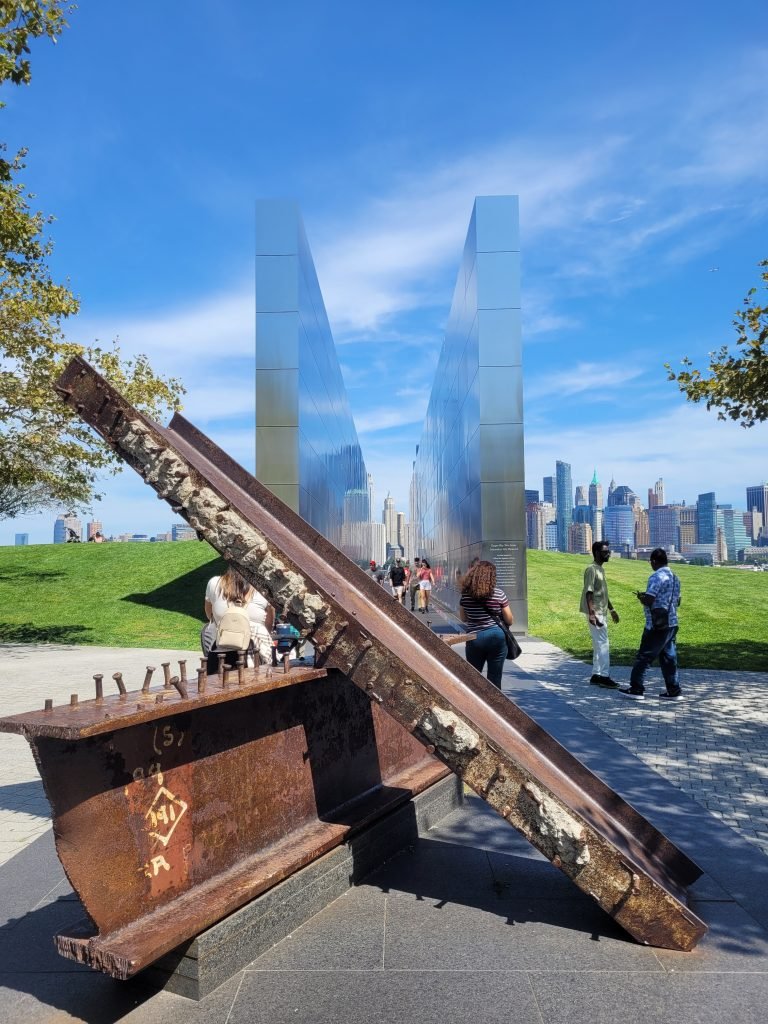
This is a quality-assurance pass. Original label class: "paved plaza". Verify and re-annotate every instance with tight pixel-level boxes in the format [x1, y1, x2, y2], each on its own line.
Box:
[1, 634, 768, 1022]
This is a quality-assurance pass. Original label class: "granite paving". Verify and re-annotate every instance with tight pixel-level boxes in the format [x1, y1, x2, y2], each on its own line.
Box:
[1, 633, 767, 1023]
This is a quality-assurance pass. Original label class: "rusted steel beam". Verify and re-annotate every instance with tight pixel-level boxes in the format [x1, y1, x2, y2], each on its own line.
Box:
[1, 662, 447, 978]
[49, 357, 706, 954]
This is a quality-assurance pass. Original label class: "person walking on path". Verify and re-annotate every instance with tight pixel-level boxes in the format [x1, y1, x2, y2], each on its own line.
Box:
[619, 548, 682, 703]
[417, 559, 434, 613]
[409, 557, 422, 610]
[389, 557, 407, 604]
[580, 540, 620, 688]
[459, 560, 514, 689]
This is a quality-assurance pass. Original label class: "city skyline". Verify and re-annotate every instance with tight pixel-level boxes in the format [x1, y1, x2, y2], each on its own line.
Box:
[3, 3, 767, 545]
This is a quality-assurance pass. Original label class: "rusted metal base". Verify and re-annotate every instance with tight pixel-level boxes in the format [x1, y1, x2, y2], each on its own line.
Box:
[1, 664, 446, 978]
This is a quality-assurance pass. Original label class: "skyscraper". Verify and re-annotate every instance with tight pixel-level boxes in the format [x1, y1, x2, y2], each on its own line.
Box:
[53, 513, 82, 544]
[574, 485, 587, 506]
[654, 478, 666, 506]
[382, 494, 397, 548]
[697, 492, 717, 544]
[603, 505, 634, 550]
[588, 469, 602, 511]
[543, 475, 557, 509]
[555, 461, 573, 553]
[746, 484, 768, 523]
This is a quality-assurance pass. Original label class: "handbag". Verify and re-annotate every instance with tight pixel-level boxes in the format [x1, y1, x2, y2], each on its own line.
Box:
[485, 604, 522, 661]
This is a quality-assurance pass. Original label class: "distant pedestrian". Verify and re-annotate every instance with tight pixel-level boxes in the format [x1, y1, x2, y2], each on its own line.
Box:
[459, 560, 513, 688]
[417, 559, 434, 613]
[389, 557, 407, 604]
[580, 540, 620, 689]
[409, 557, 422, 610]
[619, 548, 682, 703]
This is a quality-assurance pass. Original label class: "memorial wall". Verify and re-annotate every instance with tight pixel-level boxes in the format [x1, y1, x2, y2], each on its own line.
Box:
[409, 196, 528, 629]
[254, 200, 370, 561]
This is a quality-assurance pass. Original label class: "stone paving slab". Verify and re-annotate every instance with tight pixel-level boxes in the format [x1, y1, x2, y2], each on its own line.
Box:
[510, 637, 768, 858]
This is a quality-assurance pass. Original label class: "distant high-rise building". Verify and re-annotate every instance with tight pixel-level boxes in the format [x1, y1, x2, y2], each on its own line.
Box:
[697, 492, 717, 544]
[382, 493, 397, 548]
[608, 484, 638, 507]
[717, 508, 749, 562]
[607, 476, 616, 505]
[678, 507, 696, 550]
[744, 509, 763, 543]
[568, 521, 593, 554]
[746, 484, 768, 523]
[555, 461, 573, 552]
[54, 513, 82, 544]
[87, 519, 103, 541]
[649, 505, 682, 549]
[634, 507, 650, 548]
[368, 522, 386, 565]
[603, 505, 634, 550]
[526, 504, 547, 550]
[575, 485, 588, 506]
[14, 533, 29, 546]
[525, 489, 540, 506]
[544, 521, 558, 551]
[367, 473, 375, 523]
[171, 523, 197, 541]
[647, 488, 659, 510]
[543, 475, 557, 510]
[654, 478, 666, 506]
[588, 469, 603, 511]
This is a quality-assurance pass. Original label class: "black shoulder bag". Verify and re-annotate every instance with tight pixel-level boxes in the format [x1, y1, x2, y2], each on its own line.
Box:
[484, 603, 522, 661]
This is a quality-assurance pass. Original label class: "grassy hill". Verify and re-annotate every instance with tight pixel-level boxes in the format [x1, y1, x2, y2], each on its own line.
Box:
[1, 543, 766, 671]
[0, 541, 224, 649]
[527, 549, 768, 672]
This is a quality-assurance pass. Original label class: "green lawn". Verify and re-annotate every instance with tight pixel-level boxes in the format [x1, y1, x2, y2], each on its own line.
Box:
[527, 548, 768, 672]
[1, 543, 767, 671]
[0, 541, 224, 649]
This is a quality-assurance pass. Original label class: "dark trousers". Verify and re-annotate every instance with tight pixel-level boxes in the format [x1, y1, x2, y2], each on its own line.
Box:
[629, 626, 680, 695]
[465, 626, 507, 688]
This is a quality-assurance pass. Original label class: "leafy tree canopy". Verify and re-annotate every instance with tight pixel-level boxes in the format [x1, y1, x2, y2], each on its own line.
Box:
[667, 261, 768, 428]
[0, 1, 185, 519]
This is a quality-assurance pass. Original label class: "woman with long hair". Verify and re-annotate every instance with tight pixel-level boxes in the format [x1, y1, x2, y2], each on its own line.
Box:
[459, 560, 514, 688]
[417, 559, 435, 613]
[202, 566, 274, 666]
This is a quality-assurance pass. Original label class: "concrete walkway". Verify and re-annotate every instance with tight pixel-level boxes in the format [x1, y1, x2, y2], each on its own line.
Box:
[1, 635, 768, 1022]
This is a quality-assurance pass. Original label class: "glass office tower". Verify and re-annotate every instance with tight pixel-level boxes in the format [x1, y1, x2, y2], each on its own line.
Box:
[555, 460, 573, 552]
[410, 196, 527, 629]
[254, 200, 370, 562]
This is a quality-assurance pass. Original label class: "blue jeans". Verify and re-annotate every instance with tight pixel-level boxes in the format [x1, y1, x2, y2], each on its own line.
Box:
[629, 626, 680, 695]
[465, 626, 507, 688]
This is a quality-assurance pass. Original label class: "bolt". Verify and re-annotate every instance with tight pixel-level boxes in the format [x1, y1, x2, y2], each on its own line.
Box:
[161, 662, 171, 688]
[217, 653, 226, 682]
[361, 640, 373, 651]
[197, 667, 207, 694]
[502, 804, 511, 818]
[155, 694, 164, 704]
[425, 744, 436, 754]
[112, 672, 127, 697]
[44, 699, 53, 712]
[237, 653, 245, 685]
[94, 674, 104, 701]
[199, 657, 207, 670]
[70, 694, 78, 707]
[142, 666, 155, 693]
[178, 660, 187, 683]
[170, 675, 188, 699]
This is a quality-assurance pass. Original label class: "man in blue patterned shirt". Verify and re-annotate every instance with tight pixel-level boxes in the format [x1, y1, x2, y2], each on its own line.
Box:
[619, 548, 682, 703]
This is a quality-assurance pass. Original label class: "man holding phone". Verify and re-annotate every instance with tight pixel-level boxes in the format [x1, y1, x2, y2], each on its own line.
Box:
[579, 540, 620, 688]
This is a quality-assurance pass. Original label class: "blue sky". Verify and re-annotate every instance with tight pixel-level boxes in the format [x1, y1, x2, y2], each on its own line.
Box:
[4, 0, 768, 543]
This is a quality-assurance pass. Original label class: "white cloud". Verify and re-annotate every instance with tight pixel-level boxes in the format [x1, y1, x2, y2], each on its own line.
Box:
[525, 363, 647, 401]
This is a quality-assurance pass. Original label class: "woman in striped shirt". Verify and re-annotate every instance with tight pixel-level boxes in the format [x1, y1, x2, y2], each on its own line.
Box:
[458, 560, 514, 688]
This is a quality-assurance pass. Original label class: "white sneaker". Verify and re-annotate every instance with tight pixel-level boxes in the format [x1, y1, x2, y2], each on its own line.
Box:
[618, 687, 645, 701]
